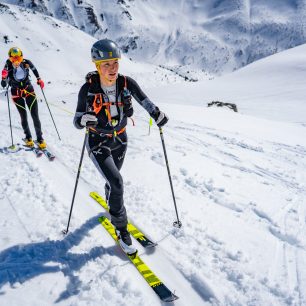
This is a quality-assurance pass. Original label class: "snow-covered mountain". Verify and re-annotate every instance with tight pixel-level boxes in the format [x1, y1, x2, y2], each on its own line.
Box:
[2, 0, 306, 79]
[151, 42, 306, 124]
[0, 2, 306, 306]
[0, 2, 193, 87]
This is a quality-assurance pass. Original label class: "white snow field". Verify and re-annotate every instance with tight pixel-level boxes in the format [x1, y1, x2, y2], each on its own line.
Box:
[0, 3, 306, 306]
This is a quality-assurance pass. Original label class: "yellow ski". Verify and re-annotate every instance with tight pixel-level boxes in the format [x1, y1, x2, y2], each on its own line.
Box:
[99, 215, 178, 302]
[90, 191, 157, 248]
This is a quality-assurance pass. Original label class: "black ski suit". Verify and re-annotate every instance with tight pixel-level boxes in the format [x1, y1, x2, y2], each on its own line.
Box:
[74, 71, 160, 229]
[3, 59, 43, 141]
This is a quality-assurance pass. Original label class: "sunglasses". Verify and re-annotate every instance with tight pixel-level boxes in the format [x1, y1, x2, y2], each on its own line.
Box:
[10, 56, 23, 63]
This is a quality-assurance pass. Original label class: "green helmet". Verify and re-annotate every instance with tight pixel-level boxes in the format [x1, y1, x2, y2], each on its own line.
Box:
[91, 39, 121, 62]
[8, 47, 23, 57]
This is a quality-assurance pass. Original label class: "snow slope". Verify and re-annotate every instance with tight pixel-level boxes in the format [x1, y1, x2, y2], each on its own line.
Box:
[0, 3, 306, 306]
[152, 42, 306, 124]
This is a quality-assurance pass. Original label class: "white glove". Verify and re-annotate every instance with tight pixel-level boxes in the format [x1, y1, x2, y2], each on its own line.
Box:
[80, 113, 98, 127]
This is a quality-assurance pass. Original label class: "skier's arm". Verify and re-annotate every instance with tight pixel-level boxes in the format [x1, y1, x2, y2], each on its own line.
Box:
[25, 59, 40, 79]
[1, 61, 10, 87]
[74, 83, 90, 129]
[126, 76, 168, 127]
[2, 60, 9, 73]
[126, 76, 157, 115]
[25, 59, 45, 88]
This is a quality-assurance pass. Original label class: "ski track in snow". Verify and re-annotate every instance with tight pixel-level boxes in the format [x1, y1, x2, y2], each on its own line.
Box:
[127, 118, 306, 305]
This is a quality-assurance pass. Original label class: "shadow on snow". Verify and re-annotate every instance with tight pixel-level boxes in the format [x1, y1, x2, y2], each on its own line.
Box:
[0, 214, 119, 303]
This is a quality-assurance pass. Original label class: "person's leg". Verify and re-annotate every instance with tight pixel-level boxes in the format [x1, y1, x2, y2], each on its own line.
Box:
[87, 134, 127, 229]
[25, 87, 43, 142]
[11, 88, 32, 140]
[87, 132, 136, 254]
[112, 132, 128, 170]
[105, 132, 128, 203]
[100, 156, 127, 228]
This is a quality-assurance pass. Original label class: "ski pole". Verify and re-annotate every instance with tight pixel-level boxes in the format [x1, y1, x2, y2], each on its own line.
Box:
[148, 117, 153, 135]
[5, 86, 14, 148]
[40, 87, 61, 141]
[159, 127, 182, 228]
[62, 130, 88, 234]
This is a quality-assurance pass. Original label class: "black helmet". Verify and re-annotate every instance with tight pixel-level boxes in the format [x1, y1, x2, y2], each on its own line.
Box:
[91, 39, 121, 62]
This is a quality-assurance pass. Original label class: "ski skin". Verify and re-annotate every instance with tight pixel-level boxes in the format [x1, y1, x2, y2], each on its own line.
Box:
[90, 191, 157, 248]
[99, 215, 178, 302]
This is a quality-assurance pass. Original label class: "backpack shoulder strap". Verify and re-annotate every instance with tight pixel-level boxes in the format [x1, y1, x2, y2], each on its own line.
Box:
[117, 73, 127, 90]
[85, 71, 100, 84]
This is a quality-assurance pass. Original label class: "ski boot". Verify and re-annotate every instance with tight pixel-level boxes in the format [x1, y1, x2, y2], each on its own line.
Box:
[116, 227, 137, 257]
[37, 139, 47, 150]
[23, 138, 34, 148]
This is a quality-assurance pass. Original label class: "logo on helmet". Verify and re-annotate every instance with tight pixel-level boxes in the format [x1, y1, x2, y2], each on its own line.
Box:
[109, 52, 113, 57]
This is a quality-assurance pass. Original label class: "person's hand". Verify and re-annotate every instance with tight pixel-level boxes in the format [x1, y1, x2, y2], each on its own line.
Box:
[152, 108, 168, 127]
[1, 80, 7, 88]
[1, 69, 8, 79]
[80, 112, 98, 127]
[37, 78, 44, 89]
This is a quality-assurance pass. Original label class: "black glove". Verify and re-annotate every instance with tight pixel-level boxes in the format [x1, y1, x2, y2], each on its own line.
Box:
[1, 80, 7, 88]
[151, 107, 168, 127]
[80, 112, 98, 127]
[122, 89, 134, 117]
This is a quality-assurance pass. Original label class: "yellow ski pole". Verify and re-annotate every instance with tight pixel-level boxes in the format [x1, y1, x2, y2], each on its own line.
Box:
[148, 117, 153, 135]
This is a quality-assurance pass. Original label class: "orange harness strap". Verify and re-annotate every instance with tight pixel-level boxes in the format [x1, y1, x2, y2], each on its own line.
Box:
[89, 75, 129, 136]
[106, 126, 126, 137]
[12, 86, 34, 99]
[89, 126, 126, 138]
[92, 94, 124, 115]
